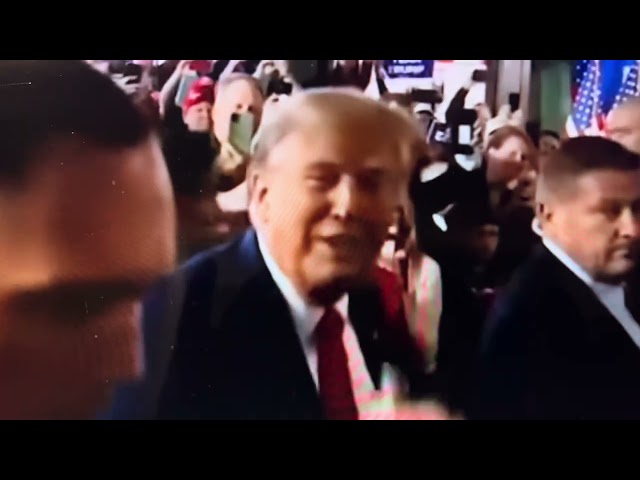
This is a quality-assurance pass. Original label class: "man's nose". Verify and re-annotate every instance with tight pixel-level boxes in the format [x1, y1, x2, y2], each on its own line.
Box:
[521, 167, 537, 183]
[619, 209, 640, 239]
[330, 177, 359, 220]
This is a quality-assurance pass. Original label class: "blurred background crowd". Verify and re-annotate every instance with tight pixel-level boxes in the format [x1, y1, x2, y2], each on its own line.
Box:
[3, 59, 640, 420]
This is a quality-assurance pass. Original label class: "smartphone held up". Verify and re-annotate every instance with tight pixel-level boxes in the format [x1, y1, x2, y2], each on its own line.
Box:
[229, 112, 255, 155]
[175, 71, 199, 107]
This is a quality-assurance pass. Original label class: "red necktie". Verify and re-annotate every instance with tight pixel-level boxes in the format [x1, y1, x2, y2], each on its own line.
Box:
[315, 308, 359, 420]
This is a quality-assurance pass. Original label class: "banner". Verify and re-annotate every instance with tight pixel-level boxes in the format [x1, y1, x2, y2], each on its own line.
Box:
[380, 60, 487, 101]
[382, 60, 434, 79]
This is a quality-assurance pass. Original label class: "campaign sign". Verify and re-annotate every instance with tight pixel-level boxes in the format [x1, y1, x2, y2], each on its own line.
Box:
[383, 60, 434, 79]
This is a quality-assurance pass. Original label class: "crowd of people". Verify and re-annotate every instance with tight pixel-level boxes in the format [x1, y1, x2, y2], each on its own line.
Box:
[3, 59, 640, 420]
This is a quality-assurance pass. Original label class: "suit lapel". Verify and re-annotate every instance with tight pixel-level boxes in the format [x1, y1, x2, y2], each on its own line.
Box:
[539, 246, 640, 355]
[217, 230, 322, 419]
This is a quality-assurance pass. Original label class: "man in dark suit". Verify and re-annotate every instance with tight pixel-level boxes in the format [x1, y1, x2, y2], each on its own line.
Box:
[471, 137, 640, 420]
[109, 89, 444, 420]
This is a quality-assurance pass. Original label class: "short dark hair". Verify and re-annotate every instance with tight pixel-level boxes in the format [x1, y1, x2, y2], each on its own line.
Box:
[540, 129, 560, 141]
[540, 136, 640, 197]
[0, 60, 153, 186]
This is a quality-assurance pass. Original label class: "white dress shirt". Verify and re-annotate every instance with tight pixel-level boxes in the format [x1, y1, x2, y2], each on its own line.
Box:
[256, 233, 375, 394]
[542, 236, 640, 349]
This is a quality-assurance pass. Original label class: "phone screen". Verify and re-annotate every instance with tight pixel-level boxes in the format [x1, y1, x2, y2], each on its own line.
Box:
[458, 125, 472, 146]
[175, 72, 199, 107]
[229, 113, 255, 155]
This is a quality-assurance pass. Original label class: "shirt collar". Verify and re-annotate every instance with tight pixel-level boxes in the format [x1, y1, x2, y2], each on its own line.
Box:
[256, 231, 349, 344]
[542, 236, 625, 298]
[543, 236, 594, 287]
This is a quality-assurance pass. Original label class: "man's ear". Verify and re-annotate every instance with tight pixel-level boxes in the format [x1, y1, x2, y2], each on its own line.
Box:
[537, 201, 553, 222]
[249, 167, 270, 224]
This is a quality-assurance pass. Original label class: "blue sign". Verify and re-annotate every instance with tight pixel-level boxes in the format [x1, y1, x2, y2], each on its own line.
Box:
[383, 60, 434, 79]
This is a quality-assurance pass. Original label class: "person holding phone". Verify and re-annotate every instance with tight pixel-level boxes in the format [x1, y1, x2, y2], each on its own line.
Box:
[413, 71, 536, 250]
[159, 67, 264, 248]
[180, 77, 215, 133]
[211, 73, 265, 192]
[378, 204, 444, 376]
[158, 60, 198, 124]
[158, 60, 239, 128]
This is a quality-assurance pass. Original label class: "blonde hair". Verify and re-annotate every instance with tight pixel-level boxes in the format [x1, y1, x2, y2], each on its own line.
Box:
[251, 87, 423, 175]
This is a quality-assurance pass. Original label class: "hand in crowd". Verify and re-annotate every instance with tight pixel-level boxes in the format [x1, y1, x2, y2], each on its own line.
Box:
[462, 69, 476, 91]
[254, 60, 276, 78]
[379, 239, 399, 273]
[394, 400, 459, 420]
[216, 141, 251, 191]
[475, 103, 492, 129]
[219, 141, 249, 171]
[472, 106, 490, 152]
[176, 59, 195, 74]
[359, 365, 455, 420]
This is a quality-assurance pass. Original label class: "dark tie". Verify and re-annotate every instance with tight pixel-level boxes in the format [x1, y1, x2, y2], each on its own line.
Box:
[315, 308, 359, 420]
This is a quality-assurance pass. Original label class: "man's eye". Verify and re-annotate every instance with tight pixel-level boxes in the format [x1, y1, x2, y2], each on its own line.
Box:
[358, 174, 383, 193]
[307, 173, 337, 189]
[601, 204, 622, 220]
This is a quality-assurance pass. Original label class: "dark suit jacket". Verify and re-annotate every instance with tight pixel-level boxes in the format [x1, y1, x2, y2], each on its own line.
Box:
[435, 258, 490, 414]
[107, 229, 428, 420]
[469, 245, 640, 420]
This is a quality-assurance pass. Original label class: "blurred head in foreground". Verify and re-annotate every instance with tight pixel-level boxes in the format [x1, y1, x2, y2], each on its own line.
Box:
[248, 88, 422, 305]
[0, 61, 176, 419]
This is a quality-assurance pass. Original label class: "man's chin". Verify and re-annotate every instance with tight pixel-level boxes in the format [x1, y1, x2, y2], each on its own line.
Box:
[598, 260, 637, 284]
[307, 264, 373, 305]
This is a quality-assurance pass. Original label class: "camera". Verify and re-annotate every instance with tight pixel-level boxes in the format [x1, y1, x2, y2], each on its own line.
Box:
[472, 69, 488, 83]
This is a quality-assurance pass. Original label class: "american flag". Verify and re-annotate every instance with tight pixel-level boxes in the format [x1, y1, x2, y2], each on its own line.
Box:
[613, 62, 639, 109]
[566, 60, 640, 137]
[566, 60, 602, 137]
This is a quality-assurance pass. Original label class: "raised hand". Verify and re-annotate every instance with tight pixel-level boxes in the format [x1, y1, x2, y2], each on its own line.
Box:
[359, 363, 453, 420]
